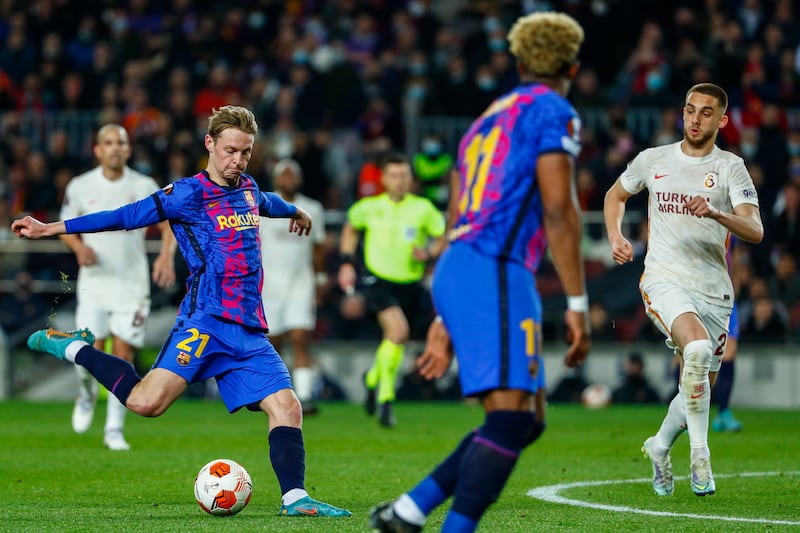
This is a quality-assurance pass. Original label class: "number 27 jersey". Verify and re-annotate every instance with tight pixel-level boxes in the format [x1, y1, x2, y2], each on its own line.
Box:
[450, 83, 582, 273]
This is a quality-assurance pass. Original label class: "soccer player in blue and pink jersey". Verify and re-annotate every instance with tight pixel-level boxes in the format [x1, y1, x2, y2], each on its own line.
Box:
[370, 12, 591, 533]
[14, 106, 350, 518]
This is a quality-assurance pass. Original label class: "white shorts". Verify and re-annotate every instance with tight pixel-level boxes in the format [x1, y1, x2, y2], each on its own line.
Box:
[262, 276, 316, 336]
[75, 304, 149, 348]
[640, 280, 731, 372]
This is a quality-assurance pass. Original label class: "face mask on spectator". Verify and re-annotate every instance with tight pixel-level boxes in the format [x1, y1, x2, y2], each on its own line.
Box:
[407, 84, 427, 100]
[646, 71, 665, 92]
[422, 140, 442, 156]
[740, 142, 757, 158]
[477, 77, 497, 91]
[248, 12, 266, 29]
[409, 62, 428, 76]
[483, 17, 501, 33]
[489, 38, 507, 52]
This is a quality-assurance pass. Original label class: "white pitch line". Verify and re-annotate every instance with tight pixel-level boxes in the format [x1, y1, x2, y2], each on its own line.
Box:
[528, 471, 800, 526]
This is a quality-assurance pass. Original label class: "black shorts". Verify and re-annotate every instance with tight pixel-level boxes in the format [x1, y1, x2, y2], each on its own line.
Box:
[362, 275, 433, 338]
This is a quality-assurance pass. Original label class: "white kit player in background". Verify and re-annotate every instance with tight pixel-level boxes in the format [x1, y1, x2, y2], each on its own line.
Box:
[59, 124, 176, 450]
[259, 158, 327, 415]
[604, 83, 763, 496]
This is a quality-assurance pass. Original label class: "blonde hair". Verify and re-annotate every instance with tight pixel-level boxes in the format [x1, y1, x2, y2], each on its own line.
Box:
[207, 105, 258, 140]
[508, 12, 584, 78]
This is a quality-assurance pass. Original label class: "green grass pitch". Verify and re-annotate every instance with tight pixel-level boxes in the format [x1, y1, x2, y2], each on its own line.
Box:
[1, 400, 798, 532]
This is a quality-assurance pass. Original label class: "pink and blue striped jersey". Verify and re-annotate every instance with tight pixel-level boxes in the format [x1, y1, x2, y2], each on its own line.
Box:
[450, 83, 582, 273]
[65, 171, 297, 331]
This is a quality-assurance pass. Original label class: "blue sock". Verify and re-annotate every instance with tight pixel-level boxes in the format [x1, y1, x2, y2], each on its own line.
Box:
[442, 510, 478, 533]
[408, 430, 476, 515]
[269, 426, 306, 495]
[447, 411, 535, 525]
[715, 361, 734, 412]
[74, 345, 140, 405]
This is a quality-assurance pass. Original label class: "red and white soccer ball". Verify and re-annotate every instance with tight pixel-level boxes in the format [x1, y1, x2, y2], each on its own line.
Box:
[581, 384, 612, 409]
[194, 458, 253, 516]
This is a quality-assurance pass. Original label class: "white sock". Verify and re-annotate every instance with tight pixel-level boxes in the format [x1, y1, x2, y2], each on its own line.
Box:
[282, 488, 308, 506]
[681, 339, 713, 452]
[64, 340, 88, 363]
[654, 390, 687, 453]
[393, 494, 426, 526]
[105, 393, 127, 432]
[292, 366, 318, 402]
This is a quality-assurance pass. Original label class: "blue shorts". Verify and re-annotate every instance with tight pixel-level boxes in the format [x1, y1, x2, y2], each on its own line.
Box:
[432, 242, 545, 397]
[154, 312, 292, 413]
[728, 301, 739, 340]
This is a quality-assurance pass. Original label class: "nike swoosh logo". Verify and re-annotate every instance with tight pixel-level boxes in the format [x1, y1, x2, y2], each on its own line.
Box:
[296, 507, 318, 515]
[690, 392, 705, 399]
[207, 201, 221, 208]
[654, 174, 669, 180]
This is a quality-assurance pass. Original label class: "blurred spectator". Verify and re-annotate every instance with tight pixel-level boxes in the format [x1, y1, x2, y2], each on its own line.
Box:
[191, 61, 242, 119]
[769, 252, 800, 309]
[412, 132, 452, 210]
[570, 68, 610, 110]
[768, 181, 800, 264]
[547, 367, 589, 404]
[611, 352, 662, 404]
[737, 0, 767, 42]
[649, 108, 682, 147]
[588, 301, 617, 342]
[0, 271, 48, 334]
[741, 296, 790, 343]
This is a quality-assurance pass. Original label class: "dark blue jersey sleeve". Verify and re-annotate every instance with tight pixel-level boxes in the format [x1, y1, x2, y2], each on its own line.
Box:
[259, 191, 298, 218]
[65, 196, 162, 234]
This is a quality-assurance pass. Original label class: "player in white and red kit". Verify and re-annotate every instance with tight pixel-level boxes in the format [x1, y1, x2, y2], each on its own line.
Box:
[604, 83, 763, 496]
[259, 159, 327, 415]
[60, 124, 175, 451]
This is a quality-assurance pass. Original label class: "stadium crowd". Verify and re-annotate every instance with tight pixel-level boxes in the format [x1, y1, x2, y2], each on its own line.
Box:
[1, 0, 799, 343]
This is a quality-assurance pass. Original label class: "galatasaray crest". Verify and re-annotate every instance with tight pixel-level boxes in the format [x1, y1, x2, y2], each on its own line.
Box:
[703, 170, 718, 190]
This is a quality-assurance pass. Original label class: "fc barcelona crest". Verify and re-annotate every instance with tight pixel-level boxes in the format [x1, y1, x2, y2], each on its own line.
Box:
[177, 352, 191, 366]
[243, 190, 256, 206]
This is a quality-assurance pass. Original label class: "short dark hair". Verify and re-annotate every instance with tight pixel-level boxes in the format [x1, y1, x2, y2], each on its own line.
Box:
[686, 83, 728, 113]
[380, 152, 409, 170]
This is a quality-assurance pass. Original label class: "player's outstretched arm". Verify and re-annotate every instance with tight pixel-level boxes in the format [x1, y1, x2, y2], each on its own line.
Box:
[538, 152, 590, 368]
[12, 216, 66, 240]
[603, 179, 635, 265]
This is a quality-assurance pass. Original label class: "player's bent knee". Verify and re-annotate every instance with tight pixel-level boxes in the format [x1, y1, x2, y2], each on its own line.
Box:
[260, 390, 303, 426]
[682, 339, 713, 377]
[125, 396, 167, 418]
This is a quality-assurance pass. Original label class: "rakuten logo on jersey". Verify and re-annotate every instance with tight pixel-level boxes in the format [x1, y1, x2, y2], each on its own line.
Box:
[655, 191, 711, 215]
[216, 211, 260, 231]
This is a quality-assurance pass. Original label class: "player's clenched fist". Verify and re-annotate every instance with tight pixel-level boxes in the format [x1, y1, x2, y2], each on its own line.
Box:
[609, 235, 634, 265]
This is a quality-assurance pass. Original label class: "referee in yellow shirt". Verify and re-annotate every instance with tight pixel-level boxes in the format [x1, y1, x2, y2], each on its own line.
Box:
[338, 153, 447, 427]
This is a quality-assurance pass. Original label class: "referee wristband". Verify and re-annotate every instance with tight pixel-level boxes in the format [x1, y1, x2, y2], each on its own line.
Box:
[339, 253, 354, 266]
[567, 294, 589, 313]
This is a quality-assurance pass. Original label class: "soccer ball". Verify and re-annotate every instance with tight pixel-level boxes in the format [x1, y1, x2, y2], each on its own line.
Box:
[581, 384, 612, 409]
[194, 459, 253, 516]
